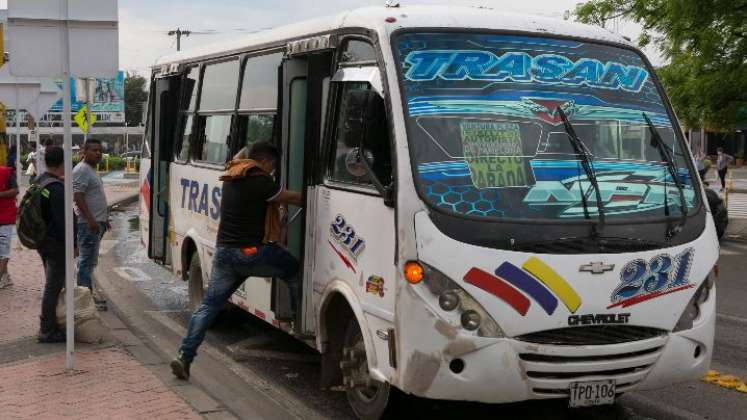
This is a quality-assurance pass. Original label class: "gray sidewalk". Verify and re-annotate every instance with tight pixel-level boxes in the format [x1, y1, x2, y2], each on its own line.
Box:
[705, 165, 747, 240]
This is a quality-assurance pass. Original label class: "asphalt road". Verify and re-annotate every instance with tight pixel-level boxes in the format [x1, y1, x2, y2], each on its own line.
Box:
[100, 203, 747, 420]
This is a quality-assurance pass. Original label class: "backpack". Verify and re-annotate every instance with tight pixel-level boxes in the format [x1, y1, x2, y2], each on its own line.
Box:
[16, 177, 62, 249]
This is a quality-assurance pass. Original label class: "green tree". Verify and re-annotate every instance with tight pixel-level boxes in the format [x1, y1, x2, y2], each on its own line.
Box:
[575, 0, 747, 130]
[124, 72, 148, 126]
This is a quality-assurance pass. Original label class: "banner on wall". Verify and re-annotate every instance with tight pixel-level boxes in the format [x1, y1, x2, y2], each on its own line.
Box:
[49, 71, 125, 116]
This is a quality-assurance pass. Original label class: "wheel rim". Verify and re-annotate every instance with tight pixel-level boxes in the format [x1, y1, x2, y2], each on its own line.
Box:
[344, 331, 385, 403]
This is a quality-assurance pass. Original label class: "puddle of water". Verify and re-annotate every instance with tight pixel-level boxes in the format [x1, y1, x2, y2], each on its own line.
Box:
[127, 216, 139, 231]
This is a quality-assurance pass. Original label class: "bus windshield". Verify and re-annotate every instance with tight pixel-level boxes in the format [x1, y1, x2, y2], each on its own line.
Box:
[394, 32, 699, 221]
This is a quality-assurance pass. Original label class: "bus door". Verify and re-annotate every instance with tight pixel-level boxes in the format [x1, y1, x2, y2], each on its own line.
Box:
[148, 75, 180, 264]
[311, 62, 397, 365]
[278, 52, 333, 334]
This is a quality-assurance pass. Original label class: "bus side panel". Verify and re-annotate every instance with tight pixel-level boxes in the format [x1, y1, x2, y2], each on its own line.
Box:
[139, 157, 152, 250]
[168, 164, 221, 279]
[313, 187, 397, 380]
[167, 162, 283, 325]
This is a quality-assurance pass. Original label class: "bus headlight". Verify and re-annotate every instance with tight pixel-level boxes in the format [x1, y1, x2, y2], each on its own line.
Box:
[438, 290, 460, 311]
[415, 262, 504, 338]
[673, 273, 715, 332]
[461, 310, 481, 330]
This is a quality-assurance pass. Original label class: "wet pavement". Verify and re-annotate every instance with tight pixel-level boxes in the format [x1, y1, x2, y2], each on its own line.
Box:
[103, 202, 747, 420]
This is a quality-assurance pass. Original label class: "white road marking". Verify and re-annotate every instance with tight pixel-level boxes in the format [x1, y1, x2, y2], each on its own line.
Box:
[717, 313, 747, 326]
[728, 193, 747, 219]
[112, 266, 151, 282]
[720, 242, 747, 256]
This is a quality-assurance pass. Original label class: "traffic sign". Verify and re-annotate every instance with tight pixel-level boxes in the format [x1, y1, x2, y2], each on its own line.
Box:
[74, 105, 96, 134]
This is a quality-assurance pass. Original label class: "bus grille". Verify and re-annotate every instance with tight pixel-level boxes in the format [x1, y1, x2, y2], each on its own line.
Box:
[516, 326, 666, 346]
[514, 335, 667, 397]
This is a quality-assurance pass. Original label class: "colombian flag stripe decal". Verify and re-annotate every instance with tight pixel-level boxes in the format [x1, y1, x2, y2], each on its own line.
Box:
[464, 267, 531, 316]
[495, 262, 559, 315]
[522, 257, 582, 314]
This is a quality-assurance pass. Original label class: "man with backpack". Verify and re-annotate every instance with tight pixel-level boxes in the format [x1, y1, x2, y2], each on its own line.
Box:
[18, 146, 75, 342]
[0, 162, 18, 289]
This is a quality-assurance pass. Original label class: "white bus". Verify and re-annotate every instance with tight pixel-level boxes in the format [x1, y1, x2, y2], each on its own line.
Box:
[140, 5, 718, 418]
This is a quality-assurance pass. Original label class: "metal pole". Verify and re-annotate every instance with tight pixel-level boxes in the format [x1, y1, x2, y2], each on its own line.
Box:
[125, 121, 128, 153]
[83, 83, 89, 144]
[61, 0, 76, 371]
[14, 87, 20, 180]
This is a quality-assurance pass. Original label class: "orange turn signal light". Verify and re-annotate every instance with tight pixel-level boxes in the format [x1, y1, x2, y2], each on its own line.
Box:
[404, 261, 424, 284]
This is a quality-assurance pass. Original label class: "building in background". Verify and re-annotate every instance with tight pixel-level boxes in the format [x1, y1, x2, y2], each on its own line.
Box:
[0, 10, 144, 161]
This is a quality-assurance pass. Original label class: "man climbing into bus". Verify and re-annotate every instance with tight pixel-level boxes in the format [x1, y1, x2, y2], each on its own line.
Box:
[171, 141, 302, 380]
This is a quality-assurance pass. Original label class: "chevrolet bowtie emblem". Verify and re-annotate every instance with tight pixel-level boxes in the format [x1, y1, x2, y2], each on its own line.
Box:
[579, 262, 615, 274]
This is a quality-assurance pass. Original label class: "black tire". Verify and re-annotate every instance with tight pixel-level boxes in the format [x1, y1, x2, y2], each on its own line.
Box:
[715, 208, 728, 239]
[188, 252, 204, 310]
[343, 318, 401, 420]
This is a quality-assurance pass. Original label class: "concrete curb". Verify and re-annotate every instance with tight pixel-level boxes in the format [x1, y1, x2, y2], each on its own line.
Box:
[94, 235, 318, 420]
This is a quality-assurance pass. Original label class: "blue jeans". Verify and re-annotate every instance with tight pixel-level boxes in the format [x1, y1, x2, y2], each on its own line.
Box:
[178, 245, 299, 362]
[76, 222, 107, 290]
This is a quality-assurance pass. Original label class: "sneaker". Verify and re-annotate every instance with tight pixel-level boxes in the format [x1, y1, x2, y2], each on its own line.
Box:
[38, 329, 66, 343]
[170, 352, 191, 380]
[0, 273, 12, 289]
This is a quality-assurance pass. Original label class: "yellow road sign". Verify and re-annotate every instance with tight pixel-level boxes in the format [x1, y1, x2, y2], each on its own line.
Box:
[74, 105, 97, 134]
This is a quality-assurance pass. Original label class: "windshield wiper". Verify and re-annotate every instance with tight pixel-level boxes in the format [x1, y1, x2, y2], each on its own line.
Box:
[642, 112, 687, 238]
[556, 107, 605, 236]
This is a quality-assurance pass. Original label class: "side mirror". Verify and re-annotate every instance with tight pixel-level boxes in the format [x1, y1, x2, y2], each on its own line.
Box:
[341, 89, 394, 207]
[342, 89, 383, 149]
[345, 147, 372, 178]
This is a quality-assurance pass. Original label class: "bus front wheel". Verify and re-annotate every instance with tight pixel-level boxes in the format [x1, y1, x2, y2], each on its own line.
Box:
[188, 253, 205, 310]
[341, 318, 400, 419]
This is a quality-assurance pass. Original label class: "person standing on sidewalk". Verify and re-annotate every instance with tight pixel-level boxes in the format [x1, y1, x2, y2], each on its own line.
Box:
[171, 142, 302, 380]
[34, 137, 53, 183]
[0, 163, 18, 289]
[695, 151, 708, 181]
[26, 144, 37, 184]
[73, 139, 109, 311]
[716, 147, 735, 192]
[36, 146, 74, 342]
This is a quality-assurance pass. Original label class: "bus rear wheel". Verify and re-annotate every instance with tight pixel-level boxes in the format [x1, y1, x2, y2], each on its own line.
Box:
[188, 253, 205, 310]
[341, 318, 400, 419]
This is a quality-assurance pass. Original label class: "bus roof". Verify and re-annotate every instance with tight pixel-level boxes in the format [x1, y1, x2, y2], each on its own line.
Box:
[155, 5, 631, 67]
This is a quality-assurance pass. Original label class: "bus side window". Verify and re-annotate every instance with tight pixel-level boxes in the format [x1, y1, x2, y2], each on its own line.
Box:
[195, 59, 239, 164]
[339, 39, 377, 65]
[237, 113, 276, 152]
[175, 66, 199, 162]
[235, 52, 283, 155]
[329, 82, 391, 186]
[198, 114, 233, 163]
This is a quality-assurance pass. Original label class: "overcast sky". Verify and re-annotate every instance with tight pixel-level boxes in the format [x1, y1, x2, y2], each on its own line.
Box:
[2, 0, 660, 74]
[118, 0, 662, 75]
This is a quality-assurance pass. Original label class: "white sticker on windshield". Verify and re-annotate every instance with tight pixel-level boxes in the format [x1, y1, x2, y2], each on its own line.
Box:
[460, 121, 530, 188]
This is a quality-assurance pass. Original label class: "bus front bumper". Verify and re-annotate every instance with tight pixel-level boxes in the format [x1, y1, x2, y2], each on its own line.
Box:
[397, 289, 715, 403]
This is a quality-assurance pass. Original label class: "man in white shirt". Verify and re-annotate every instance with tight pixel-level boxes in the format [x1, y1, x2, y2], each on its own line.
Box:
[35, 138, 53, 180]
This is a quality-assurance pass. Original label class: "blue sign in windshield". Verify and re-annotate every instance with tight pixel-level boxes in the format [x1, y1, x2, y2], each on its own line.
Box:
[395, 33, 697, 221]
